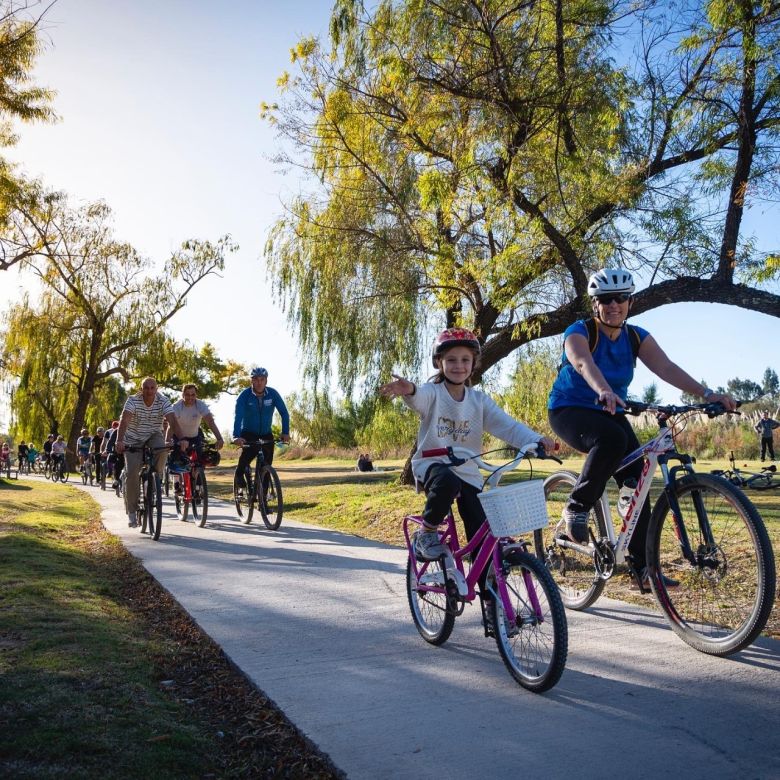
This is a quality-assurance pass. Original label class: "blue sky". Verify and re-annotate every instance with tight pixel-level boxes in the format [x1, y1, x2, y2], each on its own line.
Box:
[2, 0, 779, 430]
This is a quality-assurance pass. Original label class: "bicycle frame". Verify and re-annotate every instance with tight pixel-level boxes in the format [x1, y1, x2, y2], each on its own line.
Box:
[556, 411, 713, 572]
[404, 513, 545, 627]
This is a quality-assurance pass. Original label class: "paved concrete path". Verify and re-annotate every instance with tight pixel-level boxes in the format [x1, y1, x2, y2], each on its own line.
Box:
[70, 479, 780, 779]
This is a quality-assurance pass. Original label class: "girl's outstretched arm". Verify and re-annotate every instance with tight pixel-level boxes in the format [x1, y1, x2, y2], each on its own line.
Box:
[378, 374, 416, 399]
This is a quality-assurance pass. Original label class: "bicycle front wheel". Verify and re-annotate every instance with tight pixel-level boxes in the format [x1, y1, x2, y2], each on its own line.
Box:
[175, 476, 189, 521]
[146, 474, 162, 541]
[234, 471, 254, 523]
[647, 473, 776, 656]
[406, 557, 455, 645]
[60, 464, 69, 483]
[534, 470, 607, 610]
[259, 465, 283, 530]
[192, 468, 208, 528]
[488, 546, 568, 693]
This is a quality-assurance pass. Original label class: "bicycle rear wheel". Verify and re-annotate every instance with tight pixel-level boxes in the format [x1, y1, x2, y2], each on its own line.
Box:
[175, 475, 189, 521]
[647, 473, 776, 656]
[258, 465, 283, 530]
[406, 555, 455, 645]
[534, 470, 607, 610]
[487, 545, 568, 693]
[192, 468, 208, 528]
[60, 463, 69, 483]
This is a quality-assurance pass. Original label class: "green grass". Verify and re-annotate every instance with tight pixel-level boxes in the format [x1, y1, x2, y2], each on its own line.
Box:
[0, 480, 219, 779]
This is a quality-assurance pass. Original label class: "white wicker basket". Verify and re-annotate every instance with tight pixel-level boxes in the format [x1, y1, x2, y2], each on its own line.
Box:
[478, 480, 548, 536]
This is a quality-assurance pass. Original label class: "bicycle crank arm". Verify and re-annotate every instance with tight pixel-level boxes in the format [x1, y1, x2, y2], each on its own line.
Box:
[553, 535, 595, 557]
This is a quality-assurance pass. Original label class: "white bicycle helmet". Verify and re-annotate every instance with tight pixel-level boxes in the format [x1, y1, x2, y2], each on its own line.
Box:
[587, 268, 636, 297]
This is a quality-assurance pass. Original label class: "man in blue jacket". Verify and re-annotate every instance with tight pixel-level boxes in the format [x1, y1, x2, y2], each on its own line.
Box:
[232, 367, 291, 494]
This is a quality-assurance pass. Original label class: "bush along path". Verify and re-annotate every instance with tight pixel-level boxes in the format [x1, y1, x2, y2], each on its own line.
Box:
[0, 478, 344, 779]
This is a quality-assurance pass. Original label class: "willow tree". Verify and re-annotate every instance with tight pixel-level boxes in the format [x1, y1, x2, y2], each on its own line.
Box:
[0, 195, 237, 456]
[264, 0, 780, 391]
[0, 1, 55, 270]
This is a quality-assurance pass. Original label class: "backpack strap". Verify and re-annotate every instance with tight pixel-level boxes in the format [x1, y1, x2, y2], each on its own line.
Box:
[559, 318, 641, 372]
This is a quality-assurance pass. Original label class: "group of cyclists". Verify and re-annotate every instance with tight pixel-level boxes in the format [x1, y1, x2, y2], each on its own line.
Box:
[4, 367, 291, 531]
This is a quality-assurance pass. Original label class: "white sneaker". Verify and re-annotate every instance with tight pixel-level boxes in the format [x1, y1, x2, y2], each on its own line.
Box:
[413, 529, 446, 561]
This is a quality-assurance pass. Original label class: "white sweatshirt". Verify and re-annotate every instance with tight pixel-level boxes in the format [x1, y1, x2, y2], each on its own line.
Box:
[403, 381, 541, 489]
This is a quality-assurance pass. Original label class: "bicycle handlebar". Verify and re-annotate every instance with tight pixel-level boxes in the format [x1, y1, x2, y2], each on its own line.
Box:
[623, 400, 742, 418]
[236, 437, 278, 448]
[420, 443, 562, 488]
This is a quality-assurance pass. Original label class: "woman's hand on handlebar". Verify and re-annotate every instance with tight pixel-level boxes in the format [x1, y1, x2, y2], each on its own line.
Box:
[707, 391, 737, 412]
[597, 389, 626, 415]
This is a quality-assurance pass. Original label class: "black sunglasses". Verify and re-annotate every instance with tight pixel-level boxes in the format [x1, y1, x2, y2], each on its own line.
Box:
[596, 293, 631, 305]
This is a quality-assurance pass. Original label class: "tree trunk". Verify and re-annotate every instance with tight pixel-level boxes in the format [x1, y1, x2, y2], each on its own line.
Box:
[400, 443, 417, 486]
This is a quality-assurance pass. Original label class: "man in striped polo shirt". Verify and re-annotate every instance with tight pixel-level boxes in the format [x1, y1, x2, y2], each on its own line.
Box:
[116, 377, 187, 527]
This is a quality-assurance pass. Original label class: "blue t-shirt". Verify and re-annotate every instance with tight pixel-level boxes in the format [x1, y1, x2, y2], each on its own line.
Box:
[548, 320, 649, 410]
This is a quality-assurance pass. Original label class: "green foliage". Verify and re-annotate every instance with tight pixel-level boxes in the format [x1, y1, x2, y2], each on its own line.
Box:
[0, 2, 56, 269]
[0, 197, 238, 450]
[356, 400, 419, 455]
[496, 342, 560, 435]
[727, 376, 764, 401]
[642, 383, 662, 404]
[265, 0, 780, 392]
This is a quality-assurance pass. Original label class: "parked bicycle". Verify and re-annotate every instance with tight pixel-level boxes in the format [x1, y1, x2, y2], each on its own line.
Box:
[711, 451, 779, 491]
[121, 444, 170, 541]
[537, 401, 776, 656]
[403, 443, 568, 693]
[233, 439, 284, 530]
[171, 444, 220, 527]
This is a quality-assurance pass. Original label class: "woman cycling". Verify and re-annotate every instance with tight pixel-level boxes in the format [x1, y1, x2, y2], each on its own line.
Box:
[548, 268, 736, 589]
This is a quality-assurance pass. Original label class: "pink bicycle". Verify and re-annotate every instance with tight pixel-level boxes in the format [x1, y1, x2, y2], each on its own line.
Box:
[403, 443, 568, 693]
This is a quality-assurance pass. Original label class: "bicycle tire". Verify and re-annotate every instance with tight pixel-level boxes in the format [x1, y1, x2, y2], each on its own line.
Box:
[193, 468, 208, 528]
[406, 556, 455, 645]
[60, 464, 69, 483]
[163, 465, 171, 498]
[534, 470, 607, 610]
[152, 474, 162, 541]
[646, 473, 776, 656]
[234, 470, 254, 522]
[487, 545, 568, 693]
[81, 465, 87, 485]
[175, 475, 189, 521]
[142, 473, 153, 535]
[258, 465, 283, 531]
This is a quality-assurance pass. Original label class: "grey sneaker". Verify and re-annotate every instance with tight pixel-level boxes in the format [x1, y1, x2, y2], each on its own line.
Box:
[562, 507, 589, 543]
[128, 511, 138, 528]
[413, 529, 446, 561]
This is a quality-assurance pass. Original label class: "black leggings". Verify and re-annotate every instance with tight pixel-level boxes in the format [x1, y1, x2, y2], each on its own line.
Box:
[234, 434, 274, 489]
[548, 406, 650, 569]
[422, 463, 490, 590]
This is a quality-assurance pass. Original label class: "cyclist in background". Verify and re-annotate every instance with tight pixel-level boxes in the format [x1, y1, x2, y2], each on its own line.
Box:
[166, 383, 224, 492]
[42, 434, 55, 465]
[76, 428, 93, 483]
[232, 367, 290, 496]
[0, 440, 10, 469]
[27, 443, 38, 469]
[91, 427, 105, 485]
[102, 420, 123, 489]
[547, 268, 736, 589]
[17, 441, 29, 468]
[51, 435, 68, 474]
[116, 377, 188, 528]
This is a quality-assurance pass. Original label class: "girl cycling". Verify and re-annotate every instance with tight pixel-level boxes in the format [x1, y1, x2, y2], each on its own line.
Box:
[380, 328, 554, 568]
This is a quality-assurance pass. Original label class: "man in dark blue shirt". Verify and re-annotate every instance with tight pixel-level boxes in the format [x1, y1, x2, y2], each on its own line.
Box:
[232, 367, 290, 493]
